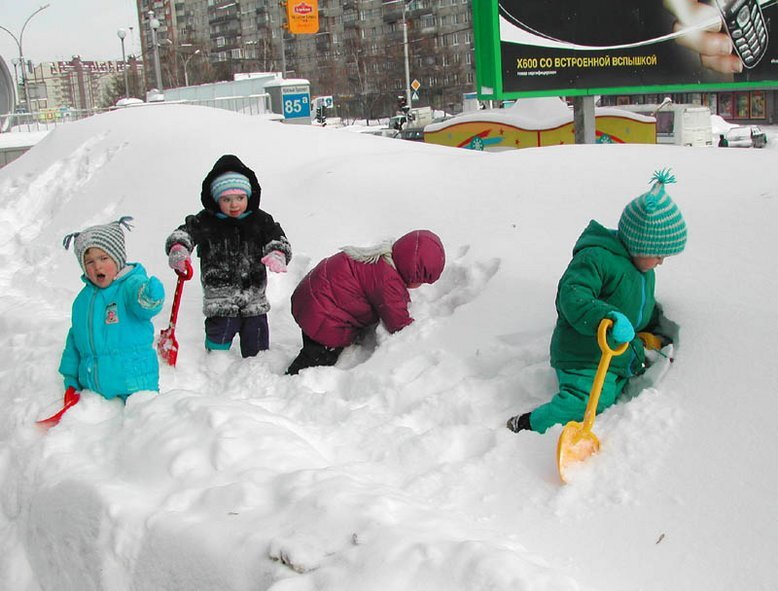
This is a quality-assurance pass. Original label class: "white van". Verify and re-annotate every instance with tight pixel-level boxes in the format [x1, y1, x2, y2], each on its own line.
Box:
[617, 103, 714, 147]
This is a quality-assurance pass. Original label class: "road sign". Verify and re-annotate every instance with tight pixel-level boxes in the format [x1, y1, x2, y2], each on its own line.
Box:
[412, 91, 419, 101]
[281, 86, 311, 119]
[411, 79, 421, 91]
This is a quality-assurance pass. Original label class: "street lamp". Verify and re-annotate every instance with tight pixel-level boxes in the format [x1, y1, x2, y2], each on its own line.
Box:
[147, 11, 164, 91]
[117, 28, 130, 99]
[181, 49, 201, 87]
[0, 3, 50, 113]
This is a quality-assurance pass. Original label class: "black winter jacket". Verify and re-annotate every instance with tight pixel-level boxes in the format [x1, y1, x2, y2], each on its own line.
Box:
[165, 155, 291, 318]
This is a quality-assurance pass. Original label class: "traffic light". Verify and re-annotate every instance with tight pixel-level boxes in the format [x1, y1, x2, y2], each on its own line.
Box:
[315, 105, 327, 125]
[397, 95, 409, 114]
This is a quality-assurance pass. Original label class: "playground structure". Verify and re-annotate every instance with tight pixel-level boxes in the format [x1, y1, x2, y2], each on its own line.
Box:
[424, 97, 656, 151]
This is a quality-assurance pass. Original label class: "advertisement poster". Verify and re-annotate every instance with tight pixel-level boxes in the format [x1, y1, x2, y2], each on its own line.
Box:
[496, 0, 778, 95]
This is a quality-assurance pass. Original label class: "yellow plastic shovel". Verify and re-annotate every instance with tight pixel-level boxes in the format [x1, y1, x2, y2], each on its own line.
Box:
[556, 318, 629, 483]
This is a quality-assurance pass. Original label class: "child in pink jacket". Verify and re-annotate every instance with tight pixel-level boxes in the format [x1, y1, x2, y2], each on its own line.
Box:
[287, 229, 445, 374]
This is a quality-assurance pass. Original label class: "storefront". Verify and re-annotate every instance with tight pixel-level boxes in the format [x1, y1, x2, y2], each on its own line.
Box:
[600, 90, 775, 125]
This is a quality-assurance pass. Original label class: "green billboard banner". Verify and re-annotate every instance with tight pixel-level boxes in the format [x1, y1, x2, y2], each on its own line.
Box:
[473, 0, 778, 99]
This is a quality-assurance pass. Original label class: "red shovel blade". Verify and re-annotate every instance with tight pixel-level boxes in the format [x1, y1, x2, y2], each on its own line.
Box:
[158, 326, 179, 367]
[36, 387, 80, 431]
[158, 262, 192, 368]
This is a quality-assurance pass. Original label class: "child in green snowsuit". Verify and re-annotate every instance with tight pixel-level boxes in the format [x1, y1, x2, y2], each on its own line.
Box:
[507, 169, 687, 434]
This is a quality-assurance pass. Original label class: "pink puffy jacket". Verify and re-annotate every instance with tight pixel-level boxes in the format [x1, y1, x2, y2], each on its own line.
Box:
[291, 230, 445, 348]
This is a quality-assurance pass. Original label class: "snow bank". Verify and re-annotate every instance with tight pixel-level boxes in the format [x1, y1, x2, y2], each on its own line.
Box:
[0, 105, 776, 590]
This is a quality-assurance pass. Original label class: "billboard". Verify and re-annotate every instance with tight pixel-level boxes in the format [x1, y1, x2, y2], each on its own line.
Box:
[473, 0, 778, 99]
[286, 0, 319, 34]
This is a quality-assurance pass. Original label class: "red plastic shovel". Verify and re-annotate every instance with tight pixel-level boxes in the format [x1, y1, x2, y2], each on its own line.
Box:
[36, 386, 81, 431]
[157, 260, 194, 367]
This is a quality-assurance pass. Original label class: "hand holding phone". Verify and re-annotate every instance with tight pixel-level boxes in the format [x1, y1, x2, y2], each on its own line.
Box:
[715, 0, 769, 68]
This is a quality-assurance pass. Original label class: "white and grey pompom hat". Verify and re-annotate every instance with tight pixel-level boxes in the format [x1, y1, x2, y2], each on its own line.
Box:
[63, 216, 134, 273]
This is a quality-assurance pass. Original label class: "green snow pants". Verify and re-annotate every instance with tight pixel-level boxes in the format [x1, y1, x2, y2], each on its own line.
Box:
[529, 368, 628, 434]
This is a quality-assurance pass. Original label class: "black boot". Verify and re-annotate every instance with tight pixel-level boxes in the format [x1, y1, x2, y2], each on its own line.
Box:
[506, 412, 532, 433]
[286, 334, 344, 375]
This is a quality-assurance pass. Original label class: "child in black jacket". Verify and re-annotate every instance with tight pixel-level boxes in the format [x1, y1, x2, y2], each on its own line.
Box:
[165, 154, 291, 357]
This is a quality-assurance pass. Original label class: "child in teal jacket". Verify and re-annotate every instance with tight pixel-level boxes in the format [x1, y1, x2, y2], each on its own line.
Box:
[507, 169, 687, 434]
[59, 217, 165, 400]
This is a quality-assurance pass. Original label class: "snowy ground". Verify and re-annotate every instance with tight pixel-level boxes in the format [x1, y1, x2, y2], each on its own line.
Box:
[0, 105, 776, 590]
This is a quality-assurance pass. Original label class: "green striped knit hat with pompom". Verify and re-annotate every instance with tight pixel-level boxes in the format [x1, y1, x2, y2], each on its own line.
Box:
[618, 169, 687, 258]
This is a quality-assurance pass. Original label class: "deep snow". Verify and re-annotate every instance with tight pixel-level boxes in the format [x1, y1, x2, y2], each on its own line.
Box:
[0, 104, 776, 591]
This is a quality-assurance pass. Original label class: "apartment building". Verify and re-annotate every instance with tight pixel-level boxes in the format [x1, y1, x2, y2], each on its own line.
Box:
[24, 57, 144, 113]
[134, 0, 475, 118]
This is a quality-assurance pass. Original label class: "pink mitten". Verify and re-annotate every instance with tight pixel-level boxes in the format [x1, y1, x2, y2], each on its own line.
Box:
[261, 250, 287, 273]
[168, 244, 191, 273]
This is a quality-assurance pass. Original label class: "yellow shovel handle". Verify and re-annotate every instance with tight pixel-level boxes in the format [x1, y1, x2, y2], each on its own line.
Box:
[581, 319, 629, 431]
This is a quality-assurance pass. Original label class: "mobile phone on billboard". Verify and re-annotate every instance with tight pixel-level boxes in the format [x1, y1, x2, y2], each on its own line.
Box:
[715, 0, 769, 68]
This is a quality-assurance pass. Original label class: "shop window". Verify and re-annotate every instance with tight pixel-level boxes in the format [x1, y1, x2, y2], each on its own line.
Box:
[718, 93, 734, 118]
[750, 91, 766, 119]
[734, 93, 749, 118]
[704, 93, 717, 114]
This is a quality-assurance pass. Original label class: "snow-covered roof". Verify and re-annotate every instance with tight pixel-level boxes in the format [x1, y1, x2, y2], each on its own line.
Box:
[425, 97, 654, 133]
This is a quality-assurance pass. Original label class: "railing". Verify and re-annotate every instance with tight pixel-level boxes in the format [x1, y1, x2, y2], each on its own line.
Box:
[0, 93, 276, 134]
[181, 94, 274, 116]
[0, 109, 103, 133]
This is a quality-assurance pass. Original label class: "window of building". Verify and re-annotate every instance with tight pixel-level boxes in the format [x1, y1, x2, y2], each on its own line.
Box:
[734, 92, 750, 118]
[751, 90, 766, 119]
[703, 93, 717, 114]
[718, 93, 734, 118]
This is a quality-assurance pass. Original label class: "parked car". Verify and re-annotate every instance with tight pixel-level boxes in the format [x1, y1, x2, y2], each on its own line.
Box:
[725, 125, 768, 148]
[749, 126, 768, 148]
[396, 128, 425, 142]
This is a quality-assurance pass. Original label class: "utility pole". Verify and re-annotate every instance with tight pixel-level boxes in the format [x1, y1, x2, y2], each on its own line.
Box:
[279, 2, 287, 77]
[402, 0, 412, 108]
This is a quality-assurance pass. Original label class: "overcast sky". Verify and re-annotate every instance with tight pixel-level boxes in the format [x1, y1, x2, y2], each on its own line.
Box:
[1, 0, 142, 67]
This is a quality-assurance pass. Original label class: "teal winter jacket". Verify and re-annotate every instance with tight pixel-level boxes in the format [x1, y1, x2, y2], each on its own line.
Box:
[59, 263, 164, 399]
[550, 220, 660, 377]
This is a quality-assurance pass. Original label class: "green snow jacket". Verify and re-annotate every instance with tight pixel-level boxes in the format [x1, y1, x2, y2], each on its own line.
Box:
[550, 220, 659, 377]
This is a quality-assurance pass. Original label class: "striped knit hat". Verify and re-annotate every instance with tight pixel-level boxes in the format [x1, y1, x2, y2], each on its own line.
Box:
[210, 171, 252, 201]
[63, 216, 134, 273]
[618, 169, 687, 258]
